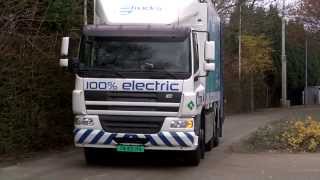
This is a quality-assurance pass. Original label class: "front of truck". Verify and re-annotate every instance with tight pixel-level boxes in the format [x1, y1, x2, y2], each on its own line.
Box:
[59, 0, 218, 165]
[72, 25, 199, 151]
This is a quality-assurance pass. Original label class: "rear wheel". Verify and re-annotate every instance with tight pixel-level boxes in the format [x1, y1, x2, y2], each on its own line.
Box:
[213, 111, 220, 148]
[205, 135, 214, 151]
[205, 110, 219, 151]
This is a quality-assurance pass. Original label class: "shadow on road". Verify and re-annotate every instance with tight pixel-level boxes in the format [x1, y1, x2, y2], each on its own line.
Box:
[84, 149, 193, 168]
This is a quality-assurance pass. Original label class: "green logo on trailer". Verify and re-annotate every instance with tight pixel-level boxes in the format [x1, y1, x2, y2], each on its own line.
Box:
[188, 101, 195, 110]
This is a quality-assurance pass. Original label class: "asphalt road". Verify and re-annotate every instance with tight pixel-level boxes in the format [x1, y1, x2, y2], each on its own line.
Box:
[1, 107, 320, 180]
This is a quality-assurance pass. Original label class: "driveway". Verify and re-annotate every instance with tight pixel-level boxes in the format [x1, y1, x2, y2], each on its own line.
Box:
[1, 107, 320, 180]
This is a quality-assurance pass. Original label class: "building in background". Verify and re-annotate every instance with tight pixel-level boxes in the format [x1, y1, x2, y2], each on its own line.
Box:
[303, 86, 320, 105]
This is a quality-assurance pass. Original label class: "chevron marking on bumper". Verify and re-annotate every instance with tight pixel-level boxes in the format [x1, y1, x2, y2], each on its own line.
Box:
[74, 129, 196, 147]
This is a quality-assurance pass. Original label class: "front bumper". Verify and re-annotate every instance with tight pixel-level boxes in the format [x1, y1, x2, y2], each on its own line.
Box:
[74, 128, 198, 151]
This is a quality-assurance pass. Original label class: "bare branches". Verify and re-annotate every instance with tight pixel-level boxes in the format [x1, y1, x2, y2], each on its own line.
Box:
[212, 0, 237, 20]
[298, 0, 320, 31]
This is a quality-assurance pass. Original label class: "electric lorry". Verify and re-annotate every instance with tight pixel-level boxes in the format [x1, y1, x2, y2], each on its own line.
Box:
[59, 0, 223, 166]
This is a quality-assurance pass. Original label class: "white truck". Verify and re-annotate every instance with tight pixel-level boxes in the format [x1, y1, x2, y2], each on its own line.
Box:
[59, 0, 223, 166]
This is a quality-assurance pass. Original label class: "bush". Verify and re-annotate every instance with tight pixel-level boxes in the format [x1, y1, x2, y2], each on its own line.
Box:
[282, 116, 320, 152]
[243, 116, 320, 153]
[0, 36, 74, 155]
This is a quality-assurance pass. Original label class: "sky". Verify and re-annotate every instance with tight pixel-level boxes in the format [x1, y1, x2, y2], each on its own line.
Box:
[257, 0, 299, 7]
[256, 0, 300, 17]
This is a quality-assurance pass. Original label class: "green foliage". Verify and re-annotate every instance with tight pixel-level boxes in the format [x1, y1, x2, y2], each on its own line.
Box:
[0, 0, 79, 155]
[0, 36, 74, 154]
[243, 116, 320, 153]
[224, 3, 320, 108]
[45, 0, 83, 32]
[241, 35, 273, 75]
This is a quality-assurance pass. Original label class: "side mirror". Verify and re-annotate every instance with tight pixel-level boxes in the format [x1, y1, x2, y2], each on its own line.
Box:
[205, 41, 215, 61]
[60, 58, 69, 68]
[61, 37, 70, 56]
[59, 37, 70, 68]
[205, 63, 215, 72]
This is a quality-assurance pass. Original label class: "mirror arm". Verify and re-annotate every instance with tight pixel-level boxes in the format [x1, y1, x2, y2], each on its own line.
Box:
[69, 58, 80, 74]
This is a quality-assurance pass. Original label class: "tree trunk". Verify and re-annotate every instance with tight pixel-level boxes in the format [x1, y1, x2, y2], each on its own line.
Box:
[250, 74, 254, 112]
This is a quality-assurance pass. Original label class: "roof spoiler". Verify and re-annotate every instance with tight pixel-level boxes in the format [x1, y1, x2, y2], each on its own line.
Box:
[83, 25, 191, 39]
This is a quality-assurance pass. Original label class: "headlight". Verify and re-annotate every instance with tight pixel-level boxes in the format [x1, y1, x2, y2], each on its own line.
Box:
[75, 117, 94, 126]
[170, 119, 193, 129]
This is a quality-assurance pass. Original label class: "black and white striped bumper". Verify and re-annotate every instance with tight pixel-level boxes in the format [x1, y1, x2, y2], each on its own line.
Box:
[74, 128, 198, 150]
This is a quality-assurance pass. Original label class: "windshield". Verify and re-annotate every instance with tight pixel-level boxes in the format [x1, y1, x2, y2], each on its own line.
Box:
[78, 36, 191, 79]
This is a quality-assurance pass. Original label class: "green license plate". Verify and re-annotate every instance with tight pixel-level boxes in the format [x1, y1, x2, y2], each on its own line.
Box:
[116, 145, 145, 153]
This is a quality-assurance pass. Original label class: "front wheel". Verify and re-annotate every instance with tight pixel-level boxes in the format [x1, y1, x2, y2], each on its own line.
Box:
[185, 128, 205, 166]
[185, 146, 201, 166]
[84, 148, 99, 165]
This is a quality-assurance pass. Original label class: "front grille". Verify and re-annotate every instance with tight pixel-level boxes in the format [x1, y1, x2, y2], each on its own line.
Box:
[99, 115, 164, 134]
[85, 91, 182, 103]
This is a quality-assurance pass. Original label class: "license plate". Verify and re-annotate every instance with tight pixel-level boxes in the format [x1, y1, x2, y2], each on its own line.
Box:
[116, 145, 145, 153]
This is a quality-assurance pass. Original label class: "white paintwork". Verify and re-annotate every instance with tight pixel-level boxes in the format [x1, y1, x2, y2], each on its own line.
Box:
[205, 62, 215, 72]
[205, 41, 215, 61]
[95, 0, 207, 31]
[87, 110, 178, 117]
[61, 37, 70, 56]
[179, 92, 197, 117]
[97, 0, 194, 24]
[75, 75, 84, 90]
[86, 101, 179, 107]
[72, 90, 86, 115]
[59, 59, 68, 68]
[197, 32, 208, 77]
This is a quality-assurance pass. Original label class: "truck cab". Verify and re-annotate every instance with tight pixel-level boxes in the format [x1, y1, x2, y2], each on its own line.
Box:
[59, 0, 223, 166]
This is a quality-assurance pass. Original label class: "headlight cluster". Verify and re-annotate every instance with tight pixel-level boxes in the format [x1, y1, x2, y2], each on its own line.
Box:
[170, 119, 193, 129]
[74, 116, 94, 126]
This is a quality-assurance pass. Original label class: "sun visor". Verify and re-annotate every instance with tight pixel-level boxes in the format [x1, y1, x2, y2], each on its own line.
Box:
[83, 25, 191, 39]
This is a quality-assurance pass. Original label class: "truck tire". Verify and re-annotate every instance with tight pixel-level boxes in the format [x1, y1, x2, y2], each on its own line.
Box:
[213, 111, 220, 148]
[185, 128, 205, 166]
[213, 135, 220, 147]
[205, 136, 214, 151]
[205, 111, 217, 151]
[84, 148, 99, 165]
[205, 129, 219, 150]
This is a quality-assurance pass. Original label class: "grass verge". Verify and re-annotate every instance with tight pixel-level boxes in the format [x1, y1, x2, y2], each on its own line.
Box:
[233, 115, 320, 153]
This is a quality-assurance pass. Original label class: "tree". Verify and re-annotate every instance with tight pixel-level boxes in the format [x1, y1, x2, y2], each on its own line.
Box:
[212, 0, 236, 20]
[241, 35, 273, 111]
[0, 0, 82, 154]
[299, 0, 320, 31]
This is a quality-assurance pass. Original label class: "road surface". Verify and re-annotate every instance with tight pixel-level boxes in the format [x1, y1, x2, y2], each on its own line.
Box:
[1, 107, 320, 180]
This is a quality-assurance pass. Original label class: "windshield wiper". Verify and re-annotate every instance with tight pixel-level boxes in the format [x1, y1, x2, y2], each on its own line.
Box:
[155, 69, 179, 79]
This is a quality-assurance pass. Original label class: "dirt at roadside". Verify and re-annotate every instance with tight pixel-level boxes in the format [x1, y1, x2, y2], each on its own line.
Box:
[230, 107, 320, 153]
